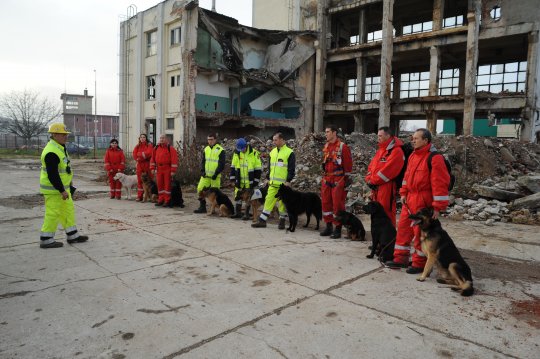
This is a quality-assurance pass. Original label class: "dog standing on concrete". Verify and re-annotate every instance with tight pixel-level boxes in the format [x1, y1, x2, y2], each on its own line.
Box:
[113, 172, 138, 200]
[409, 207, 474, 296]
[275, 184, 322, 232]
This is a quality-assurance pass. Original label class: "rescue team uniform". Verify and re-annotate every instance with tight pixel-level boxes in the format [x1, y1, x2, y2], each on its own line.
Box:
[150, 144, 178, 205]
[39, 140, 83, 245]
[393, 144, 450, 269]
[104, 146, 125, 199]
[230, 146, 262, 218]
[258, 145, 295, 223]
[133, 141, 154, 200]
[321, 140, 352, 226]
[364, 137, 405, 226]
[197, 143, 225, 192]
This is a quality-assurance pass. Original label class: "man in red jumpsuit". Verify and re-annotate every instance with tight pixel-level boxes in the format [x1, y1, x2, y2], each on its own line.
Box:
[104, 139, 125, 199]
[133, 134, 153, 202]
[386, 128, 450, 274]
[320, 125, 352, 239]
[365, 126, 405, 226]
[150, 134, 178, 207]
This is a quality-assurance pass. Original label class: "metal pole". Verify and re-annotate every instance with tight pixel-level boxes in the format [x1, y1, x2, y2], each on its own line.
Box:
[94, 69, 97, 159]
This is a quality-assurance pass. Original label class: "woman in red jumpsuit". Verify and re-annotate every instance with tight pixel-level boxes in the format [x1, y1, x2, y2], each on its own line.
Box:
[132, 134, 153, 202]
[104, 139, 125, 199]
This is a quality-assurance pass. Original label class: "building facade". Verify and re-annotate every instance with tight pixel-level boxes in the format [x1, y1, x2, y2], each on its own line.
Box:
[253, 0, 540, 142]
[118, 0, 317, 151]
[61, 90, 119, 148]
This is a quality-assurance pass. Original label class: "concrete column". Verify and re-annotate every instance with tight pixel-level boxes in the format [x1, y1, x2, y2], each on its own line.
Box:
[426, 110, 438, 134]
[429, 46, 441, 96]
[432, 0, 445, 31]
[378, 0, 394, 128]
[314, 0, 328, 132]
[523, 30, 539, 142]
[356, 55, 366, 102]
[358, 9, 367, 44]
[463, 0, 481, 136]
[354, 111, 366, 132]
[393, 74, 401, 100]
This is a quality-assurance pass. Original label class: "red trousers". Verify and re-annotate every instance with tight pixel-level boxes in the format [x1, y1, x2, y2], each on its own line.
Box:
[156, 167, 172, 204]
[107, 172, 122, 198]
[321, 177, 346, 225]
[136, 161, 152, 199]
[394, 202, 427, 268]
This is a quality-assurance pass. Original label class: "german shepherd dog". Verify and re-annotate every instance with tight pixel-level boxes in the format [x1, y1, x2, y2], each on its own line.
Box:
[362, 201, 395, 262]
[275, 184, 322, 232]
[202, 187, 234, 217]
[334, 210, 366, 241]
[141, 172, 158, 203]
[235, 185, 268, 222]
[409, 207, 474, 296]
[169, 180, 185, 208]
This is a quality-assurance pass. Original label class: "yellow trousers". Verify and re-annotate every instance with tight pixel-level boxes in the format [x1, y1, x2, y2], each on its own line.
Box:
[40, 193, 79, 244]
[259, 185, 287, 221]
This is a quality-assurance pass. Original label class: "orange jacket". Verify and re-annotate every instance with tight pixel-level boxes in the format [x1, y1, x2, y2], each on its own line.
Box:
[400, 143, 450, 212]
[323, 140, 352, 180]
[133, 142, 153, 163]
[365, 136, 404, 186]
[104, 147, 125, 172]
[150, 144, 178, 172]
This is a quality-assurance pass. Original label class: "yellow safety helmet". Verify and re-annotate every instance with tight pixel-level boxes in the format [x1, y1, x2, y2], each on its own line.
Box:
[48, 123, 71, 134]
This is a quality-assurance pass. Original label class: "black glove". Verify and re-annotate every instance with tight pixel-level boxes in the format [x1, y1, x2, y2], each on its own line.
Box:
[201, 172, 206, 178]
[211, 174, 218, 180]
[70, 185, 77, 196]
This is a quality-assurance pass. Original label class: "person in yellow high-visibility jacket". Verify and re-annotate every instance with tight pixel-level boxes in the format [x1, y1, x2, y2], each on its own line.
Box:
[39, 123, 89, 248]
[252, 132, 295, 229]
[229, 138, 262, 219]
[194, 133, 226, 213]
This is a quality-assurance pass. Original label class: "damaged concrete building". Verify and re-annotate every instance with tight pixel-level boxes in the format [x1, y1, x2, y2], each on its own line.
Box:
[118, 0, 317, 150]
[253, 0, 540, 142]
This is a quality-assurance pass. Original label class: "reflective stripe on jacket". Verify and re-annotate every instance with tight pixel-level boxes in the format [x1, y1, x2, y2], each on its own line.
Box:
[40, 140, 73, 194]
[269, 145, 293, 185]
[104, 147, 125, 172]
[204, 144, 224, 176]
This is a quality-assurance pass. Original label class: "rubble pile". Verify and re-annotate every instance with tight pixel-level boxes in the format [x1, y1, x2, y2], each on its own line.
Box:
[207, 133, 540, 224]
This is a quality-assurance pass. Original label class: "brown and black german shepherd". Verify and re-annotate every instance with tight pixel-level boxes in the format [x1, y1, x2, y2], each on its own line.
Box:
[409, 207, 474, 296]
[141, 172, 158, 203]
[202, 187, 235, 217]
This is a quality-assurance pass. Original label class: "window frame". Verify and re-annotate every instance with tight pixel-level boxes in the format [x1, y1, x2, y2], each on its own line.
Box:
[170, 26, 181, 46]
[146, 75, 157, 100]
[146, 30, 157, 57]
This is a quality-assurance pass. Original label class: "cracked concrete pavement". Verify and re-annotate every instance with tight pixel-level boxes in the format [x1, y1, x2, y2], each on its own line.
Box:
[0, 158, 539, 358]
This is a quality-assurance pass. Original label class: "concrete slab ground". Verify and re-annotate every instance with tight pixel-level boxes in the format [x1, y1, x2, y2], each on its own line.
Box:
[0, 158, 539, 359]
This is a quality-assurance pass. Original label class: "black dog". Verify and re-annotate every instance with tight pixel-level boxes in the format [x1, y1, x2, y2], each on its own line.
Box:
[275, 184, 322, 232]
[362, 201, 396, 262]
[335, 210, 366, 241]
[169, 180, 185, 208]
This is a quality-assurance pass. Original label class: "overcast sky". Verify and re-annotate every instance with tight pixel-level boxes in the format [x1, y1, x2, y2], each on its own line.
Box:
[0, 0, 252, 116]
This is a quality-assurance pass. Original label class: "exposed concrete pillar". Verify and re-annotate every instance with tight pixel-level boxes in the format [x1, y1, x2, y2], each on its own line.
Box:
[432, 0, 445, 31]
[354, 111, 366, 132]
[426, 110, 438, 134]
[463, 0, 480, 136]
[429, 46, 441, 96]
[378, 0, 394, 128]
[393, 74, 401, 100]
[356, 55, 366, 102]
[314, 0, 328, 133]
[524, 30, 539, 142]
[359, 9, 367, 44]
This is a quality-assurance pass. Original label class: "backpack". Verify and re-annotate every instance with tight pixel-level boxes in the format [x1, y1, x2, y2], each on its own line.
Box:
[393, 142, 413, 192]
[427, 152, 456, 191]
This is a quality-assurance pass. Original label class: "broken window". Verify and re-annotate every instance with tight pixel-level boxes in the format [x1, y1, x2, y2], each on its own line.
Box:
[403, 21, 433, 35]
[146, 75, 156, 100]
[365, 76, 393, 100]
[443, 15, 464, 29]
[350, 35, 359, 46]
[490, 6, 501, 21]
[170, 74, 180, 87]
[367, 30, 382, 43]
[347, 79, 357, 102]
[477, 62, 527, 93]
[439, 69, 460, 96]
[170, 27, 181, 46]
[147, 30, 157, 57]
[400, 72, 429, 98]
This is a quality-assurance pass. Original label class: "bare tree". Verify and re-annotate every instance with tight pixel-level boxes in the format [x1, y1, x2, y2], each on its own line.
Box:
[398, 119, 408, 134]
[0, 90, 61, 146]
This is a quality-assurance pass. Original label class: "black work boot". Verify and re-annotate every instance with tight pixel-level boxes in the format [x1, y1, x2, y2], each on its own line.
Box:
[193, 199, 206, 213]
[242, 205, 251, 220]
[330, 225, 342, 239]
[278, 218, 286, 230]
[230, 204, 243, 218]
[320, 222, 333, 236]
[251, 219, 267, 228]
[40, 241, 63, 249]
[67, 235, 89, 244]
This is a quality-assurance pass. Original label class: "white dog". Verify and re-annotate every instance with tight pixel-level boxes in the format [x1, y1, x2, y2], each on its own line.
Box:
[113, 172, 138, 200]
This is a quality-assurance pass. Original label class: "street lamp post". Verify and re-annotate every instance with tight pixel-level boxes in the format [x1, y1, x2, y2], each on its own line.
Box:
[94, 69, 97, 159]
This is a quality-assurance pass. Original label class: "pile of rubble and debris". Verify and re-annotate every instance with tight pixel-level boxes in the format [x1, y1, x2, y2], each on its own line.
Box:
[215, 133, 540, 225]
